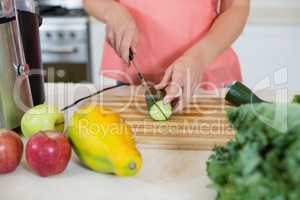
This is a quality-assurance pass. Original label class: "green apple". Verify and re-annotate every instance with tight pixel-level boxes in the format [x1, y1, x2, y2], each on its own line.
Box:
[21, 104, 64, 138]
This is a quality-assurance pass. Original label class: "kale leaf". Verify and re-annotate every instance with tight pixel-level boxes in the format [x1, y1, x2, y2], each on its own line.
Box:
[207, 103, 300, 200]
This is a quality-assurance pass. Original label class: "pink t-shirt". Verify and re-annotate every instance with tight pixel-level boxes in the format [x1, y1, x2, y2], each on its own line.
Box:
[101, 0, 242, 89]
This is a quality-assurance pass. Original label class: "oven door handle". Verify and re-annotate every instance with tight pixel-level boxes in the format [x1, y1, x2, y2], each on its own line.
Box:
[42, 47, 78, 54]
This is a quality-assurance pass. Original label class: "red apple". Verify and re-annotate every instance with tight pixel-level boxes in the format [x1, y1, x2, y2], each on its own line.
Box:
[25, 131, 71, 177]
[0, 129, 23, 174]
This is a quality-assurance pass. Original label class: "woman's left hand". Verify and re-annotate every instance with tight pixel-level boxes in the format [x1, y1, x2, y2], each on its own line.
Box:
[155, 54, 205, 113]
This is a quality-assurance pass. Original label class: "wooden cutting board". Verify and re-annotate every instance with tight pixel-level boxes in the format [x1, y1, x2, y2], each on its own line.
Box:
[92, 92, 235, 150]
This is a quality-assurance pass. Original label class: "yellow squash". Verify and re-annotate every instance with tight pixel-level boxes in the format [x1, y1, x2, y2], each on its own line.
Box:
[68, 104, 142, 176]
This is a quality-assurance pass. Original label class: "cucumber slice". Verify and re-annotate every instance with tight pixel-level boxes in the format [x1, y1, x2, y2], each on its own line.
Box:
[225, 81, 266, 106]
[149, 100, 172, 121]
[144, 87, 173, 121]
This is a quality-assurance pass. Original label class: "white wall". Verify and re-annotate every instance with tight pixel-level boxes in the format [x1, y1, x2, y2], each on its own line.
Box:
[251, 0, 299, 7]
[233, 25, 300, 91]
[233, 0, 300, 90]
[89, 18, 116, 87]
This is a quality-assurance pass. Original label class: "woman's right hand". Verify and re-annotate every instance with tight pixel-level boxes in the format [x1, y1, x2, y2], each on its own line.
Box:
[105, 4, 139, 64]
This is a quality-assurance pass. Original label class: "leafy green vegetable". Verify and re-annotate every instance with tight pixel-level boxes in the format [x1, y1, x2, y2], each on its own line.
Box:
[207, 103, 300, 200]
[292, 95, 300, 104]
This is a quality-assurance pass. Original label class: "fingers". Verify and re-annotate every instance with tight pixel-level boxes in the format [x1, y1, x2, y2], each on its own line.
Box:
[161, 67, 197, 112]
[163, 72, 184, 104]
[171, 86, 194, 113]
[164, 83, 182, 104]
[106, 28, 114, 48]
[120, 32, 132, 64]
[173, 96, 186, 113]
[106, 21, 138, 64]
[111, 28, 126, 62]
[131, 29, 139, 50]
[155, 67, 173, 90]
[120, 25, 138, 64]
[116, 29, 125, 59]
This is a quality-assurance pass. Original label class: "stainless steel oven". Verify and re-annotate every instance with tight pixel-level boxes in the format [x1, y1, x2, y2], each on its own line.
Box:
[38, 0, 91, 83]
[38, 0, 82, 9]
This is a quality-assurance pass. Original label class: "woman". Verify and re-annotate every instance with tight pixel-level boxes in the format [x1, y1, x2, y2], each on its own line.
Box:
[84, 0, 250, 112]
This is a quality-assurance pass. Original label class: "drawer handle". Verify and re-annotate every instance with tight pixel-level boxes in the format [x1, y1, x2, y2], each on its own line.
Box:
[42, 47, 78, 54]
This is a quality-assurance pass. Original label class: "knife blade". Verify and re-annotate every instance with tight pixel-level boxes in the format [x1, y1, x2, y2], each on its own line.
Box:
[128, 48, 150, 88]
[129, 48, 168, 120]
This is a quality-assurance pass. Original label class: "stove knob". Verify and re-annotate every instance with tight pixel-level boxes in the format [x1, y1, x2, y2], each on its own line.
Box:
[70, 32, 76, 39]
[58, 32, 64, 39]
[46, 32, 52, 39]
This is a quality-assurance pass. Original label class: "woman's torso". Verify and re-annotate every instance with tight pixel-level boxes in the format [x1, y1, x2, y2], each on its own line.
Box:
[101, 0, 241, 88]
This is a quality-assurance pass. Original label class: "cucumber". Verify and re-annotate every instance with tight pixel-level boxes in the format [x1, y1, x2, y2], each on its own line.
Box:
[145, 87, 172, 121]
[149, 100, 172, 121]
[225, 81, 266, 106]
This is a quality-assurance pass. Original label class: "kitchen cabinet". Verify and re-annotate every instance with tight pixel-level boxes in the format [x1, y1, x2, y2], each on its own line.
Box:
[233, 24, 300, 91]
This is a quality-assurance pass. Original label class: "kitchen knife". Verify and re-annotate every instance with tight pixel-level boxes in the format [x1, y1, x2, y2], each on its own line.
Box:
[128, 48, 151, 89]
[129, 48, 168, 120]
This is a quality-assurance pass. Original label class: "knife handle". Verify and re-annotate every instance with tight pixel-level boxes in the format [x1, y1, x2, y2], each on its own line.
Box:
[129, 48, 134, 62]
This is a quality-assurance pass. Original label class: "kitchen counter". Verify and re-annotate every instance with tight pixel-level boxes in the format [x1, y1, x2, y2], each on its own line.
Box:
[1, 148, 214, 200]
[0, 83, 216, 200]
[1, 83, 297, 200]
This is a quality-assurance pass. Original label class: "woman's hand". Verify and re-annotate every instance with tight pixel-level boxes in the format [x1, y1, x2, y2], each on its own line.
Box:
[155, 0, 250, 113]
[155, 54, 205, 113]
[83, 0, 139, 63]
[105, 5, 139, 64]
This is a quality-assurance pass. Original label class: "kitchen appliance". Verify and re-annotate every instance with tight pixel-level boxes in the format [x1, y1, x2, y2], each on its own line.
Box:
[38, 0, 82, 9]
[0, 0, 34, 129]
[17, 0, 45, 105]
[38, 0, 91, 83]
